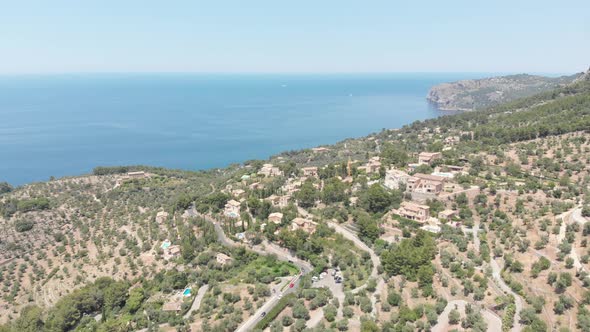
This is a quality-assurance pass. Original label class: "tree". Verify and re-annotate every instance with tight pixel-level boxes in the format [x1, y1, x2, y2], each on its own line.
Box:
[361, 319, 380, 332]
[322, 177, 347, 204]
[13, 305, 44, 332]
[323, 304, 337, 322]
[359, 184, 394, 214]
[292, 301, 310, 320]
[380, 143, 409, 166]
[354, 210, 380, 243]
[0, 182, 12, 195]
[449, 308, 461, 324]
[381, 231, 436, 281]
[295, 180, 318, 208]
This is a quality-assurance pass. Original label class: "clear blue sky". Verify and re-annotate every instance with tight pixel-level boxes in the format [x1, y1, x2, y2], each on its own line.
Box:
[1, 0, 588, 74]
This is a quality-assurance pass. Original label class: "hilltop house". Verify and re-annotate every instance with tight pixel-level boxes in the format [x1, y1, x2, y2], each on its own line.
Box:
[156, 211, 169, 224]
[216, 253, 233, 266]
[438, 209, 457, 221]
[265, 194, 290, 208]
[302, 167, 319, 178]
[291, 217, 316, 234]
[258, 164, 282, 177]
[384, 169, 411, 190]
[393, 201, 430, 223]
[359, 157, 382, 174]
[224, 200, 241, 218]
[268, 212, 283, 224]
[231, 189, 246, 199]
[407, 173, 447, 194]
[164, 245, 181, 260]
[418, 152, 442, 165]
[162, 301, 182, 313]
[127, 171, 147, 179]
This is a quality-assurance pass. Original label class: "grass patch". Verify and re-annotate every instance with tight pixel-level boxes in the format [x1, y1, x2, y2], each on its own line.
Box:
[231, 256, 299, 284]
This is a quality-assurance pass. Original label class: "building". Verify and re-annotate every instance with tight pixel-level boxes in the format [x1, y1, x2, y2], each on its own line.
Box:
[216, 253, 233, 266]
[312, 147, 330, 153]
[127, 171, 147, 179]
[224, 199, 241, 218]
[265, 194, 290, 208]
[393, 201, 430, 223]
[407, 173, 447, 194]
[156, 211, 169, 224]
[268, 212, 283, 224]
[444, 136, 460, 146]
[418, 152, 442, 165]
[438, 209, 457, 221]
[258, 164, 282, 177]
[291, 217, 316, 234]
[362, 157, 382, 174]
[302, 167, 319, 178]
[231, 189, 246, 198]
[164, 245, 181, 260]
[162, 301, 182, 313]
[384, 169, 411, 190]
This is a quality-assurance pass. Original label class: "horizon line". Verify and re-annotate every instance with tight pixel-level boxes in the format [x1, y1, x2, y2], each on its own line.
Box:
[0, 70, 578, 77]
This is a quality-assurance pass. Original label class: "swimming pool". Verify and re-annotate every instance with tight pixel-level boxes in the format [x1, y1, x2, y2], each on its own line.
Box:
[182, 288, 191, 296]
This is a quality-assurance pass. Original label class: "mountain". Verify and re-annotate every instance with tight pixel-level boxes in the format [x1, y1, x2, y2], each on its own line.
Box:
[426, 71, 586, 111]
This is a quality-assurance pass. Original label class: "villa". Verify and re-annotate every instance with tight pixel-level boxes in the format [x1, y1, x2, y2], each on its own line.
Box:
[384, 169, 411, 190]
[406, 173, 447, 194]
[359, 156, 382, 174]
[291, 217, 316, 234]
[224, 199, 241, 218]
[393, 201, 430, 223]
[418, 152, 442, 165]
[438, 209, 457, 221]
[162, 301, 182, 313]
[156, 211, 169, 224]
[216, 253, 233, 266]
[258, 163, 282, 177]
[231, 189, 246, 198]
[265, 194, 290, 208]
[127, 171, 147, 179]
[312, 147, 330, 153]
[302, 167, 319, 178]
[268, 212, 283, 224]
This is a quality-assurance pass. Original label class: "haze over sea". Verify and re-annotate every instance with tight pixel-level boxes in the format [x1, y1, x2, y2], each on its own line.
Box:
[0, 73, 485, 185]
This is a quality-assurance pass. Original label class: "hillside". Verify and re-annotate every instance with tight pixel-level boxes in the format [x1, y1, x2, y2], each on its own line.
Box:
[426, 70, 587, 111]
[1, 76, 590, 331]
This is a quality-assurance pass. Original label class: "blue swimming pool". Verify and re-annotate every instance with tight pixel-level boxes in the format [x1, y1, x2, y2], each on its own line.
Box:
[182, 288, 191, 296]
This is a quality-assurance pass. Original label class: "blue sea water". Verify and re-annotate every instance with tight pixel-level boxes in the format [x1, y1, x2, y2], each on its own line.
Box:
[0, 73, 485, 185]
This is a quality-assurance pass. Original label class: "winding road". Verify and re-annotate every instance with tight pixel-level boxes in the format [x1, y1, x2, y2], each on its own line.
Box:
[185, 207, 312, 332]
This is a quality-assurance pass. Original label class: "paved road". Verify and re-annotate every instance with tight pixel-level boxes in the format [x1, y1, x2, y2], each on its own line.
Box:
[236, 277, 298, 332]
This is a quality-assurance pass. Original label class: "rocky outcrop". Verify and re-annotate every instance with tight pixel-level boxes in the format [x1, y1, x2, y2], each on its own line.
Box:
[427, 72, 584, 111]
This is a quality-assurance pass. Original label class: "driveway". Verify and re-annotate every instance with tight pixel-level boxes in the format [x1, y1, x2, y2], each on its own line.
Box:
[183, 284, 209, 319]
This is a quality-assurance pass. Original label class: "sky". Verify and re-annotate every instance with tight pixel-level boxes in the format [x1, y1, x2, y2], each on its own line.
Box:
[0, 0, 588, 74]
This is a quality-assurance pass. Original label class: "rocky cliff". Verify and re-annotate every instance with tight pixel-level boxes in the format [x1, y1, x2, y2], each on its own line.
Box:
[427, 71, 585, 111]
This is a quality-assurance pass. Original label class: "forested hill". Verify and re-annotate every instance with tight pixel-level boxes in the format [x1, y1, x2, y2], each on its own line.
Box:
[426, 71, 585, 111]
[414, 73, 590, 148]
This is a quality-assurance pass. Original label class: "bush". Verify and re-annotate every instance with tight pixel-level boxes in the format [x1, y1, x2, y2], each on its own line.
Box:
[15, 219, 34, 232]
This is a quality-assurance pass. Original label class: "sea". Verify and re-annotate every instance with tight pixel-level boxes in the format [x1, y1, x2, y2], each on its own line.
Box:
[0, 73, 486, 185]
